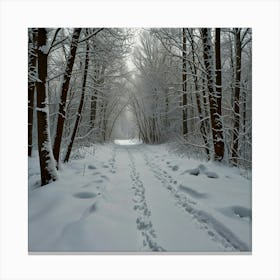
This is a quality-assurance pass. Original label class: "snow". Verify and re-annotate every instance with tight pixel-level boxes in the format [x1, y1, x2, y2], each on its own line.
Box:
[28, 141, 251, 252]
[114, 139, 142, 145]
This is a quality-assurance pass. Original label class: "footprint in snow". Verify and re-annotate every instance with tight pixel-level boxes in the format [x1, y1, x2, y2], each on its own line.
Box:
[205, 171, 219, 179]
[188, 168, 200, 176]
[88, 165, 96, 170]
[178, 185, 208, 199]
[88, 203, 98, 213]
[92, 179, 103, 184]
[172, 165, 179, 171]
[73, 192, 98, 199]
[100, 175, 109, 181]
[82, 183, 93, 188]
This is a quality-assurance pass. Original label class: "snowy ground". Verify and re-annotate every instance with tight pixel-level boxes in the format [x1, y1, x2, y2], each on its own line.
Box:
[28, 141, 251, 253]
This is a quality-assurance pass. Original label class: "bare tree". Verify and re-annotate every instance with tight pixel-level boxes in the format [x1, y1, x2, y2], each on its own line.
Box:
[201, 28, 224, 161]
[36, 28, 57, 186]
[232, 28, 242, 165]
[214, 28, 224, 160]
[53, 28, 82, 168]
[64, 38, 89, 162]
[28, 28, 37, 157]
[182, 28, 187, 137]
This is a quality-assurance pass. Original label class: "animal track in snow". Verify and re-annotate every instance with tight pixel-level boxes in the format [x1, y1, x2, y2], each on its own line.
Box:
[88, 165, 96, 170]
[140, 148, 248, 252]
[127, 149, 165, 252]
[73, 192, 98, 199]
[108, 145, 117, 174]
[92, 179, 103, 184]
[178, 185, 208, 199]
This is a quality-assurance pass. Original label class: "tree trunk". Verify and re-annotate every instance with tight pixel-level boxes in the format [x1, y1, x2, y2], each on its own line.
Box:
[28, 29, 37, 157]
[214, 28, 224, 159]
[90, 95, 97, 128]
[64, 39, 89, 163]
[242, 87, 247, 162]
[53, 28, 82, 168]
[201, 28, 224, 161]
[182, 28, 188, 136]
[232, 28, 242, 165]
[36, 28, 57, 186]
[188, 28, 210, 158]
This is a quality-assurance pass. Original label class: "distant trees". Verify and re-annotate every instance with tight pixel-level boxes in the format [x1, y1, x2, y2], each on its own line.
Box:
[132, 31, 177, 144]
[130, 28, 251, 167]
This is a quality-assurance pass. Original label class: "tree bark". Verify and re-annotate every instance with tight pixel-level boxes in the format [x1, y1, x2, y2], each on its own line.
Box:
[28, 29, 37, 157]
[201, 28, 224, 161]
[232, 28, 242, 165]
[214, 28, 224, 159]
[90, 95, 97, 128]
[90, 65, 99, 130]
[53, 28, 82, 168]
[64, 39, 89, 163]
[36, 28, 57, 186]
[182, 28, 188, 136]
[187, 28, 210, 158]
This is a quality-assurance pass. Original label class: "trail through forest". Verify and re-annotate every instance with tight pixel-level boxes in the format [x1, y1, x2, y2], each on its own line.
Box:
[29, 141, 251, 252]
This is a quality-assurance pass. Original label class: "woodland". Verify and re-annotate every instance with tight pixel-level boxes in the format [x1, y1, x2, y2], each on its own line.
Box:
[28, 28, 252, 186]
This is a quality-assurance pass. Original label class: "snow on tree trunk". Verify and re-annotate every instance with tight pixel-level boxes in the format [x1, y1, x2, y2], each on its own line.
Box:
[232, 28, 242, 165]
[188, 28, 210, 158]
[201, 28, 224, 161]
[64, 39, 89, 162]
[182, 28, 188, 137]
[214, 28, 225, 160]
[28, 28, 37, 157]
[36, 28, 58, 186]
[53, 28, 82, 168]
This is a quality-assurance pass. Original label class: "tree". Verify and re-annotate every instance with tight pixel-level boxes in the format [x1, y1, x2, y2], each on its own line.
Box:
[182, 28, 188, 136]
[187, 28, 210, 157]
[53, 28, 82, 168]
[36, 28, 58, 186]
[28, 28, 37, 157]
[201, 28, 224, 161]
[64, 38, 89, 162]
[214, 28, 224, 160]
[232, 28, 242, 165]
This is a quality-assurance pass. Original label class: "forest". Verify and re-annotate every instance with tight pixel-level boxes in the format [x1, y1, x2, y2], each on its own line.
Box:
[28, 27, 252, 185]
[28, 28, 252, 252]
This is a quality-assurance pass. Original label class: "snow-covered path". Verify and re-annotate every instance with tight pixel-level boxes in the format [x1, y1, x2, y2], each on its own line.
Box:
[28, 142, 251, 252]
